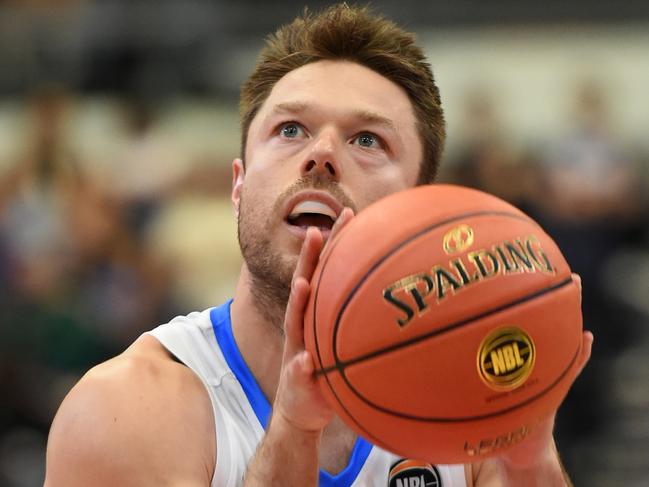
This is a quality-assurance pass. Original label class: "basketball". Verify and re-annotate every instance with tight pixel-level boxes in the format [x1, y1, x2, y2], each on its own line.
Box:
[303, 184, 584, 464]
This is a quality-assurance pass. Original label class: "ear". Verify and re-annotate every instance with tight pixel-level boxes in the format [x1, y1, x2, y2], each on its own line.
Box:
[231, 158, 245, 217]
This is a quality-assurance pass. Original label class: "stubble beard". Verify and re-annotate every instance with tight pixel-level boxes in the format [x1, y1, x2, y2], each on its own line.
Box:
[237, 174, 356, 332]
[237, 192, 294, 332]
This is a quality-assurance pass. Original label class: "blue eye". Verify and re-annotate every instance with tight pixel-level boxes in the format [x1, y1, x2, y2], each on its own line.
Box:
[280, 123, 304, 138]
[355, 133, 380, 148]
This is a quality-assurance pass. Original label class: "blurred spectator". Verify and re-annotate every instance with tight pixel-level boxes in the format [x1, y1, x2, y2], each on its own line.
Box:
[445, 88, 540, 213]
[0, 86, 96, 484]
[540, 80, 638, 223]
[102, 98, 187, 239]
[0, 87, 78, 304]
[533, 82, 647, 461]
[0, 88, 179, 484]
[537, 80, 642, 352]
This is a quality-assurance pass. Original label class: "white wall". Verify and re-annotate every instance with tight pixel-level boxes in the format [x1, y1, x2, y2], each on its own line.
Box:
[422, 24, 649, 154]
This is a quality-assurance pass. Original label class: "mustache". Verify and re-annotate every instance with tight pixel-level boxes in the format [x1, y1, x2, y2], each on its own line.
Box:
[273, 174, 358, 216]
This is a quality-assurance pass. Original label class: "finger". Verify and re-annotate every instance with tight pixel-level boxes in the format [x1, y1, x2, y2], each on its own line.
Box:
[283, 228, 324, 360]
[279, 350, 334, 431]
[283, 276, 311, 359]
[328, 207, 355, 244]
[572, 273, 582, 305]
[282, 351, 314, 392]
[576, 330, 594, 376]
[293, 226, 324, 285]
[299, 349, 315, 379]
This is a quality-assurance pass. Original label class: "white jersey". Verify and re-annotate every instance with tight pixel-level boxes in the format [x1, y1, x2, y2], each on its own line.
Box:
[146, 300, 467, 487]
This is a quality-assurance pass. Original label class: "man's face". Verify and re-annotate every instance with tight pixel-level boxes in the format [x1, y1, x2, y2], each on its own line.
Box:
[233, 60, 423, 308]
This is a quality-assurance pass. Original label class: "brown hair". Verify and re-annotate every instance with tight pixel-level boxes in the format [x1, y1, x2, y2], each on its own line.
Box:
[239, 3, 445, 184]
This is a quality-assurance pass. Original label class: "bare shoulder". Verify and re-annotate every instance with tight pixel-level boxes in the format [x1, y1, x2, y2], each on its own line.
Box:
[45, 335, 216, 487]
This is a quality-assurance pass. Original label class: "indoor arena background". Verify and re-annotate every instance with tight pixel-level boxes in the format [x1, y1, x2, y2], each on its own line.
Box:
[0, 1, 648, 486]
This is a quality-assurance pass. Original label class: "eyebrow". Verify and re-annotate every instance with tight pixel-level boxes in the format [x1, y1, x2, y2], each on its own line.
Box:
[271, 101, 398, 132]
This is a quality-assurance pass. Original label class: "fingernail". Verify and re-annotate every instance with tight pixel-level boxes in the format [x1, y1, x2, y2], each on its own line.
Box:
[301, 351, 312, 370]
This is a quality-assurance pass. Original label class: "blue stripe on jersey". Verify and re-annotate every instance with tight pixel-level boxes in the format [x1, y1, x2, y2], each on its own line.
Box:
[210, 300, 272, 427]
[319, 437, 373, 487]
[210, 300, 373, 487]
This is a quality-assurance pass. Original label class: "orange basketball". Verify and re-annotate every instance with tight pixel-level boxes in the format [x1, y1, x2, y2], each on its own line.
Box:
[304, 184, 583, 464]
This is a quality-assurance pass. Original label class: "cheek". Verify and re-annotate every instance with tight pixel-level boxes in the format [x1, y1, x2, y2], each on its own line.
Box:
[241, 180, 272, 213]
[349, 164, 416, 210]
[240, 170, 286, 221]
[246, 148, 298, 189]
[244, 155, 283, 189]
[247, 132, 301, 169]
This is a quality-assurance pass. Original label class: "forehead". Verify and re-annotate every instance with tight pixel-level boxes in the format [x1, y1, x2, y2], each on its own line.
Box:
[253, 60, 418, 132]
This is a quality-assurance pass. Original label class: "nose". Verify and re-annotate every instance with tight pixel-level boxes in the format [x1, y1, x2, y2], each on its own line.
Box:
[301, 128, 341, 181]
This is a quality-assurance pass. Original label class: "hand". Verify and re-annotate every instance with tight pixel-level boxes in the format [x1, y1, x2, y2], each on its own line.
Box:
[273, 208, 355, 434]
[473, 273, 594, 486]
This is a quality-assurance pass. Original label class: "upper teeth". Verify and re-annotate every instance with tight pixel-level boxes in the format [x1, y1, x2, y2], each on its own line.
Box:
[289, 200, 337, 219]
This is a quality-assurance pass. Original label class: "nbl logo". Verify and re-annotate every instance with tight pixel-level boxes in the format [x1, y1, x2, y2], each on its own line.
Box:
[478, 326, 536, 391]
[388, 459, 442, 487]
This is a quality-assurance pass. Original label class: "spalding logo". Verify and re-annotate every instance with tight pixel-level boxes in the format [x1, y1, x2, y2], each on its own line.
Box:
[478, 327, 535, 391]
[388, 459, 442, 487]
[442, 224, 474, 255]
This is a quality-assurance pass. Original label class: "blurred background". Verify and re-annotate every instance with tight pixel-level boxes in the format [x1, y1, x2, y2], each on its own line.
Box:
[0, 0, 648, 485]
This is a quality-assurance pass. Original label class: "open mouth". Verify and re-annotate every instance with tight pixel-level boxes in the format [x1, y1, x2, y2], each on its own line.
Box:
[287, 213, 336, 230]
[286, 200, 337, 232]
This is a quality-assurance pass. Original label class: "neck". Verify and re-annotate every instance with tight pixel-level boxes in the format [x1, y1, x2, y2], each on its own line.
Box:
[230, 263, 286, 404]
